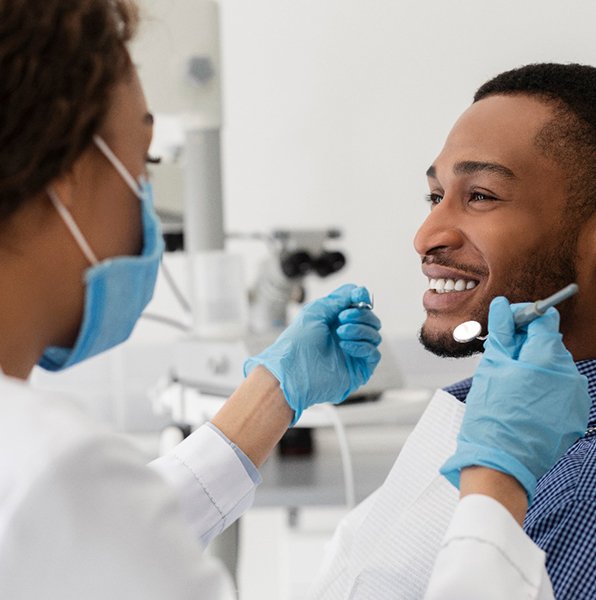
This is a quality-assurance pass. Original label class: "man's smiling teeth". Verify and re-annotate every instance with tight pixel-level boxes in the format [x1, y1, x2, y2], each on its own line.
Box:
[428, 278, 477, 293]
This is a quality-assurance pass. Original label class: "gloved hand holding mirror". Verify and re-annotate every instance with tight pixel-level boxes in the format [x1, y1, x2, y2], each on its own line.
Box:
[441, 296, 590, 503]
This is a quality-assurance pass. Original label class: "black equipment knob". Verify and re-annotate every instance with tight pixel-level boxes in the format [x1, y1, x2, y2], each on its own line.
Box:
[313, 251, 346, 277]
[281, 250, 313, 279]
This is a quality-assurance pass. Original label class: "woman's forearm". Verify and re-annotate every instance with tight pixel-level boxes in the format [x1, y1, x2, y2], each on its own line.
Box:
[211, 366, 293, 468]
[460, 466, 528, 526]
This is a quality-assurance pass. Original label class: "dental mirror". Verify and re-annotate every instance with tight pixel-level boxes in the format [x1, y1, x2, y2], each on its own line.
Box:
[452, 283, 579, 344]
[453, 320, 486, 343]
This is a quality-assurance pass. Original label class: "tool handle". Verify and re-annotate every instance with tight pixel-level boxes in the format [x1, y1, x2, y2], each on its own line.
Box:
[513, 283, 579, 327]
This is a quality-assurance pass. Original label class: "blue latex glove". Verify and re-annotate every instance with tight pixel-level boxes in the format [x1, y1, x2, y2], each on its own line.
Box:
[244, 284, 382, 426]
[441, 296, 590, 503]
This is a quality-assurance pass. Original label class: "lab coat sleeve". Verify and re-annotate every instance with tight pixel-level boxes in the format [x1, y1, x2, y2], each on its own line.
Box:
[424, 494, 555, 600]
[149, 423, 258, 547]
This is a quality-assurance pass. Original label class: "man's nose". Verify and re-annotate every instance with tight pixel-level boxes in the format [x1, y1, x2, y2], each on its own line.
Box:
[413, 200, 465, 257]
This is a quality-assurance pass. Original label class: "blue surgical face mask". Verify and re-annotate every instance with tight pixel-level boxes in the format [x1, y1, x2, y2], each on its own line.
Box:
[39, 135, 164, 371]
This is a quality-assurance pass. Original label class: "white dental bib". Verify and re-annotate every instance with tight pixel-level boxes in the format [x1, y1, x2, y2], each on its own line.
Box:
[309, 389, 465, 599]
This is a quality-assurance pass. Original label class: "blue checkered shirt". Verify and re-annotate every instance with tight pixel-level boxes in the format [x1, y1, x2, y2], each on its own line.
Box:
[444, 359, 596, 600]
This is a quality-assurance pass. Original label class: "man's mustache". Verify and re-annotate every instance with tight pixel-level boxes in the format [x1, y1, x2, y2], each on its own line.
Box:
[422, 256, 489, 279]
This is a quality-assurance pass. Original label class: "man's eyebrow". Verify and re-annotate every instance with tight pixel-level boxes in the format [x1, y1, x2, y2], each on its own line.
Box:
[454, 160, 517, 180]
[426, 161, 517, 181]
[142, 112, 154, 125]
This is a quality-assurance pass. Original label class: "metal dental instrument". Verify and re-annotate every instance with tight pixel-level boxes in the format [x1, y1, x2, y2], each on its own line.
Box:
[452, 283, 579, 344]
[351, 292, 374, 310]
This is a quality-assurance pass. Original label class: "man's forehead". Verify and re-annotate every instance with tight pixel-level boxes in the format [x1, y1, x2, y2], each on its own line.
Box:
[452, 94, 553, 134]
[429, 94, 557, 178]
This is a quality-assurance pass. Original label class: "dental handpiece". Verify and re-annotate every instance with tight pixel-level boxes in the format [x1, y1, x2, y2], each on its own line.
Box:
[452, 283, 579, 343]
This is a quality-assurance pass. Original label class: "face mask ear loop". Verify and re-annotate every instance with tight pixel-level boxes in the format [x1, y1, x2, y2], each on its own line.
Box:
[47, 187, 99, 266]
[93, 135, 142, 199]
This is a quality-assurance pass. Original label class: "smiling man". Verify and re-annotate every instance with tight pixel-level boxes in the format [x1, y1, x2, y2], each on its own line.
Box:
[308, 63, 596, 599]
[416, 79, 594, 360]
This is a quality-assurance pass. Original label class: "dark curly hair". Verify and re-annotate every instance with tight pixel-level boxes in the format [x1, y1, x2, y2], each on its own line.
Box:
[0, 0, 139, 219]
[474, 63, 596, 220]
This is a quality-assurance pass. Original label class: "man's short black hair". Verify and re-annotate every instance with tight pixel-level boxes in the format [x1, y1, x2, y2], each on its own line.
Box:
[474, 63, 596, 219]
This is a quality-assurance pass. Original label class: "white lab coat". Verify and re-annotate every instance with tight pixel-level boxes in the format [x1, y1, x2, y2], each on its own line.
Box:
[0, 373, 254, 600]
[0, 373, 555, 599]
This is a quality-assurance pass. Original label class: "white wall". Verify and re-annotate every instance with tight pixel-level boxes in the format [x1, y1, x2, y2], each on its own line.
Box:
[134, 0, 596, 337]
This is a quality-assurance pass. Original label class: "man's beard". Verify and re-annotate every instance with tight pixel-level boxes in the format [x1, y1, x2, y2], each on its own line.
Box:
[419, 232, 578, 358]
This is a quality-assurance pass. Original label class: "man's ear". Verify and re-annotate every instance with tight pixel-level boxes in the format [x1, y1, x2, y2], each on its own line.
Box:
[576, 212, 596, 280]
[583, 212, 596, 255]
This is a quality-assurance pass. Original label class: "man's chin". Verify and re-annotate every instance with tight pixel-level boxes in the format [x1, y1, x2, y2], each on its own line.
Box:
[418, 326, 484, 358]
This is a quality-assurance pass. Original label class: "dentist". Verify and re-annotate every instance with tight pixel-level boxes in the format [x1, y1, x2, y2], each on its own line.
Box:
[0, 1, 380, 598]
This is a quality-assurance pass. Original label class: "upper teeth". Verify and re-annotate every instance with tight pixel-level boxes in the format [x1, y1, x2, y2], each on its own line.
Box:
[428, 278, 477, 293]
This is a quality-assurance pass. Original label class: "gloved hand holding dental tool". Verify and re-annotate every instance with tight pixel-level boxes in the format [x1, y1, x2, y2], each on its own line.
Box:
[244, 284, 382, 425]
[441, 295, 591, 505]
[211, 284, 381, 469]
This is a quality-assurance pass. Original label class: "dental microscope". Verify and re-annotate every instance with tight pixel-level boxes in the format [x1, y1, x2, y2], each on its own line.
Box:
[248, 228, 346, 335]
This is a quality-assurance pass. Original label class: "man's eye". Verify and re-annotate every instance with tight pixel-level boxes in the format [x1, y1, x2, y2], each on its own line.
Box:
[470, 191, 495, 202]
[145, 154, 162, 165]
[425, 193, 443, 206]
